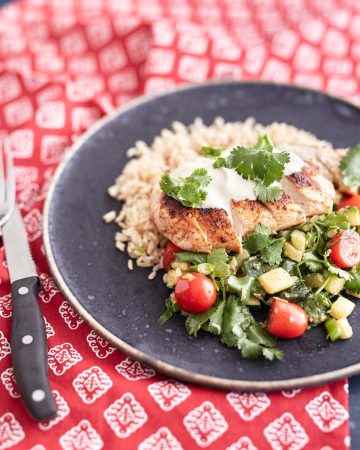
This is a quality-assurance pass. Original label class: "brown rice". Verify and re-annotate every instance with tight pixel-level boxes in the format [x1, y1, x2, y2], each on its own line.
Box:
[106, 117, 331, 277]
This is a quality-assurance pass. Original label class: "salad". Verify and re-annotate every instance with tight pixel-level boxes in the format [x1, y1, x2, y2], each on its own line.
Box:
[157, 141, 360, 361]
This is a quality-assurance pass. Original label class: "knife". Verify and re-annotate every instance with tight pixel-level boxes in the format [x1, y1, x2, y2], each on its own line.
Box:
[2, 207, 57, 421]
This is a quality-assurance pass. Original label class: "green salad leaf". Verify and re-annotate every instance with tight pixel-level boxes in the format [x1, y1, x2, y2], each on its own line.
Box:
[244, 224, 284, 266]
[207, 248, 230, 278]
[316, 212, 349, 230]
[261, 238, 285, 266]
[340, 143, 360, 187]
[243, 224, 272, 253]
[160, 168, 211, 208]
[175, 251, 207, 265]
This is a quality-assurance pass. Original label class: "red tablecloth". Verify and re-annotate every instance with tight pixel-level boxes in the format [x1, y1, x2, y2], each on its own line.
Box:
[0, 0, 358, 449]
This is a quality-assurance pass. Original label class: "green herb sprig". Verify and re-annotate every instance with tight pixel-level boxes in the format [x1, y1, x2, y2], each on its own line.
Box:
[160, 168, 212, 208]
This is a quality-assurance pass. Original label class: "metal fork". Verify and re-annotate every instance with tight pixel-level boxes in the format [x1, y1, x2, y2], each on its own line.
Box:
[0, 149, 56, 421]
[0, 149, 15, 228]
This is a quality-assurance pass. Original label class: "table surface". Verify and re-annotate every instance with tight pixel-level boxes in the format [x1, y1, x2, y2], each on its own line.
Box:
[0, 0, 359, 446]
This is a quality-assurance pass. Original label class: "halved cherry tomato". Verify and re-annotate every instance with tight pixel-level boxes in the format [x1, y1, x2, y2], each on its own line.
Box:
[329, 230, 360, 269]
[163, 241, 183, 272]
[174, 273, 217, 313]
[338, 194, 360, 211]
[267, 298, 308, 339]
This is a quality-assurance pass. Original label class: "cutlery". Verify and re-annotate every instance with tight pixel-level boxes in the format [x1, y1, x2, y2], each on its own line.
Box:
[0, 150, 57, 421]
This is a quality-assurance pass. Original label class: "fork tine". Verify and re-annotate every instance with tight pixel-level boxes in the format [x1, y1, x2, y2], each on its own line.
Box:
[0, 144, 5, 205]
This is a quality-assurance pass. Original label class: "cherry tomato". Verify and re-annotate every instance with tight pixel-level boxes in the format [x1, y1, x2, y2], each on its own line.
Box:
[163, 241, 183, 272]
[338, 194, 360, 211]
[329, 230, 360, 269]
[267, 298, 308, 339]
[174, 273, 217, 313]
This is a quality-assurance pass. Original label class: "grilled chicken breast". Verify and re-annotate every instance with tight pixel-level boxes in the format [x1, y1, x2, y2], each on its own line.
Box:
[280, 144, 354, 194]
[152, 161, 336, 253]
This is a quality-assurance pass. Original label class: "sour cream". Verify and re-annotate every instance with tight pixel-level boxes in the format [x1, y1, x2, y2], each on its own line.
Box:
[170, 147, 305, 217]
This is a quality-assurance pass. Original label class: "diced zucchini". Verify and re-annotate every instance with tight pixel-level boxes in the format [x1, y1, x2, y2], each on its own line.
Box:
[325, 318, 341, 342]
[290, 230, 306, 251]
[341, 207, 360, 227]
[283, 242, 303, 262]
[304, 273, 325, 288]
[237, 249, 250, 262]
[330, 296, 355, 319]
[258, 268, 294, 294]
[337, 318, 353, 339]
[229, 256, 239, 274]
[247, 296, 261, 306]
[324, 275, 346, 295]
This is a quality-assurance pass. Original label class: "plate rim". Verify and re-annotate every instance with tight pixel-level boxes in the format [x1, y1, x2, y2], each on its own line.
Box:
[43, 80, 360, 391]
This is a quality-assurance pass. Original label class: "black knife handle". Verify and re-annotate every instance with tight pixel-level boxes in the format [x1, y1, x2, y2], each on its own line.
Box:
[10, 276, 57, 422]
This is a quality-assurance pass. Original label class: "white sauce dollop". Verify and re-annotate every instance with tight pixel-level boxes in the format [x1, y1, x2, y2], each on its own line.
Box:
[170, 147, 305, 218]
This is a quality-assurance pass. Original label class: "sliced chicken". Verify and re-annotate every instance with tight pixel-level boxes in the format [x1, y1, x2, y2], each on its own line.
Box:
[280, 172, 334, 216]
[152, 164, 336, 253]
[231, 200, 277, 236]
[279, 144, 355, 194]
[262, 192, 307, 231]
[151, 190, 241, 253]
[151, 189, 211, 253]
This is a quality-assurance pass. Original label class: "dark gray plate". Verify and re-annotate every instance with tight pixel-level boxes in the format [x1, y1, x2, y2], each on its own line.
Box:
[44, 81, 360, 391]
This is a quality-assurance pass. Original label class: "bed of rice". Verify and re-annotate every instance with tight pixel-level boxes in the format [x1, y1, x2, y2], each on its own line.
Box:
[105, 117, 331, 279]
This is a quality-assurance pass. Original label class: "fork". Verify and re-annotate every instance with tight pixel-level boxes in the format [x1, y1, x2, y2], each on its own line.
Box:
[0, 148, 15, 228]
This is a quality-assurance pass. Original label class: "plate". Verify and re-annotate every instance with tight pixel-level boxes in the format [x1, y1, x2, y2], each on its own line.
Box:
[44, 81, 360, 391]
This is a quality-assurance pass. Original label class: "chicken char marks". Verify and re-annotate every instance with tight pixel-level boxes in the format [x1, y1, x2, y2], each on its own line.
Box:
[152, 163, 336, 253]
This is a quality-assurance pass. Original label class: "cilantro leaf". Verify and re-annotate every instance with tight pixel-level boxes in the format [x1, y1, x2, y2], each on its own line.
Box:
[244, 224, 272, 253]
[246, 323, 277, 347]
[213, 157, 226, 169]
[301, 252, 324, 273]
[340, 143, 360, 187]
[242, 256, 269, 277]
[237, 338, 263, 359]
[201, 146, 225, 158]
[226, 135, 290, 186]
[226, 275, 255, 304]
[316, 212, 349, 230]
[207, 248, 230, 278]
[220, 296, 251, 347]
[255, 183, 283, 202]
[208, 300, 225, 335]
[260, 237, 285, 266]
[323, 254, 352, 280]
[300, 292, 331, 325]
[189, 168, 212, 186]
[158, 297, 180, 325]
[159, 173, 179, 195]
[159, 169, 212, 208]
[175, 251, 207, 265]
[281, 280, 311, 301]
[185, 306, 217, 336]
[345, 266, 360, 294]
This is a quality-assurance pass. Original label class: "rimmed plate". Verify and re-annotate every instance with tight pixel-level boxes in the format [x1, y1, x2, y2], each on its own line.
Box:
[44, 81, 360, 391]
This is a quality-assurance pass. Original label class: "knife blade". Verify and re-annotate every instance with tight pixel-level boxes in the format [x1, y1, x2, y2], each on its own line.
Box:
[2, 206, 57, 422]
[2, 207, 37, 282]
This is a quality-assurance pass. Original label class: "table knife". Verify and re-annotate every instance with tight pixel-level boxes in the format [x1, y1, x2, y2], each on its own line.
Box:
[2, 207, 57, 421]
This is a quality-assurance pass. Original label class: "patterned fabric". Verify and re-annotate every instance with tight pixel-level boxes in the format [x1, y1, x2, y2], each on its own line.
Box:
[0, 0, 357, 448]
